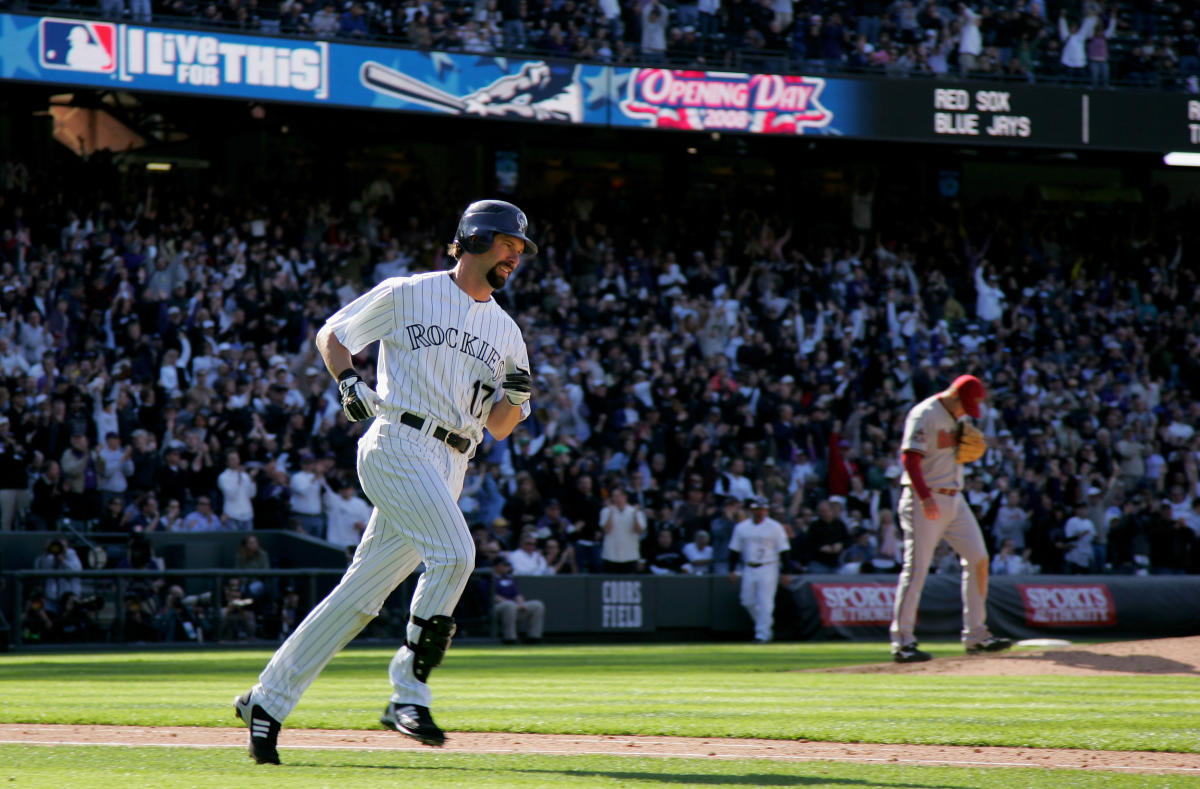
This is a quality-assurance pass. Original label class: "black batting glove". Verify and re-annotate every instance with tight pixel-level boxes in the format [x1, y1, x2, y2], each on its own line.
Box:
[338, 369, 382, 422]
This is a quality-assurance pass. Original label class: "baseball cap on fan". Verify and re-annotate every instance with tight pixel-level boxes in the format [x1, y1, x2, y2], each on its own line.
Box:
[950, 374, 986, 418]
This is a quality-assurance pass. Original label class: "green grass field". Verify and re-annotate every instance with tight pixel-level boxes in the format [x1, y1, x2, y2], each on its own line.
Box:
[2, 640, 1199, 788]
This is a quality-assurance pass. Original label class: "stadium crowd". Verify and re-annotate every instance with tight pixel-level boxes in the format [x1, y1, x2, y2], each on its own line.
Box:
[11, 0, 1200, 90]
[3, 153, 1200, 643]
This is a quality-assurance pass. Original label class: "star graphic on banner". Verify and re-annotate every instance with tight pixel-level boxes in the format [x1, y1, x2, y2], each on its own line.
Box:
[0, 15, 41, 80]
[429, 51, 455, 79]
[610, 69, 631, 103]
[582, 68, 630, 108]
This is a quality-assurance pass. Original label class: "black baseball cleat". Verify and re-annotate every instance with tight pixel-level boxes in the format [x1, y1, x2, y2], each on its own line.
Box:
[892, 643, 933, 663]
[234, 691, 281, 764]
[380, 702, 446, 747]
[966, 636, 1013, 655]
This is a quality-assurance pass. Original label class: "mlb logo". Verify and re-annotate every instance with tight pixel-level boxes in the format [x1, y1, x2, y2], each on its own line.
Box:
[39, 18, 117, 74]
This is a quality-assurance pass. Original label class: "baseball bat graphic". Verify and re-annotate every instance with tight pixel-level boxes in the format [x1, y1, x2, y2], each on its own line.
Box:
[361, 61, 466, 114]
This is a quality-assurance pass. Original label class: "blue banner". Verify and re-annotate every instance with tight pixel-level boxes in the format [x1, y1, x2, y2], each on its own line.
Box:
[0, 13, 609, 125]
[1, 12, 1195, 151]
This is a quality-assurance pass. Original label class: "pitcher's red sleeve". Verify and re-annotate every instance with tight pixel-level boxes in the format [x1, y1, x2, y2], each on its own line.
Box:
[902, 450, 931, 500]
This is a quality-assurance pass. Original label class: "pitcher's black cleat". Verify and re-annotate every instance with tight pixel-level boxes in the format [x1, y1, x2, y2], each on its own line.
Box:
[966, 636, 1013, 655]
[892, 643, 933, 663]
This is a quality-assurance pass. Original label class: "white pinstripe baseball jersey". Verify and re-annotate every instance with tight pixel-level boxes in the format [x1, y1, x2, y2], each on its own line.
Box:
[249, 267, 533, 725]
[324, 270, 531, 446]
[729, 516, 789, 565]
[730, 514, 787, 643]
[899, 394, 963, 489]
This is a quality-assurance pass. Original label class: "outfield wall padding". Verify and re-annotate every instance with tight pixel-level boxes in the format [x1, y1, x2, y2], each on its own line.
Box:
[514, 574, 1200, 642]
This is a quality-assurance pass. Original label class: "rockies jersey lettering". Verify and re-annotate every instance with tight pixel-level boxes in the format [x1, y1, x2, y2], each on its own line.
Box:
[404, 323, 504, 374]
[899, 394, 963, 490]
[324, 271, 530, 445]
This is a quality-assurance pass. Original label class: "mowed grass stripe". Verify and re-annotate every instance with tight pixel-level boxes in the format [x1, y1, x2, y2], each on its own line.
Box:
[1, 642, 1197, 752]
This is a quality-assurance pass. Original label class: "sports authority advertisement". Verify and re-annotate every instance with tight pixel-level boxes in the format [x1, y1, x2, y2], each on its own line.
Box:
[1016, 583, 1117, 627]
[2, 11, 1199, 150]
[795, 575, 1192, 642]
[810, 582, 895, 627]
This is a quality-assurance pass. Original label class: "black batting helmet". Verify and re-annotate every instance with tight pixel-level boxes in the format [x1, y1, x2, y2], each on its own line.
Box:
[454, 199, 538, 256]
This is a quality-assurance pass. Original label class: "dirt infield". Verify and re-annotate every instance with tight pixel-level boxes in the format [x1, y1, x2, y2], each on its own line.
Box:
[821, 635, 1200, 677]
[2, 637, 1198, 774]
[2, 724, 1200, 773]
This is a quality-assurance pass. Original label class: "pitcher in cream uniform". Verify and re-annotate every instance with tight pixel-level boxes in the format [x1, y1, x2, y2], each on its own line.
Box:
[889, 374, 1012, 663]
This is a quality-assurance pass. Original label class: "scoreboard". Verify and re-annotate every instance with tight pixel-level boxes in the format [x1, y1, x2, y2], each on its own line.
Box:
[868, 82, 1088, 148]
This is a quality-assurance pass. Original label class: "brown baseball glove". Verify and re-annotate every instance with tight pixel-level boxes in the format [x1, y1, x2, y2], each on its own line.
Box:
[956, 422, 987, 464]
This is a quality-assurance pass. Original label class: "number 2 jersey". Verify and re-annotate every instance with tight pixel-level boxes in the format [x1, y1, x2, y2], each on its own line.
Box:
[729, 517, 789, 567]
[323, 270, 531, 448]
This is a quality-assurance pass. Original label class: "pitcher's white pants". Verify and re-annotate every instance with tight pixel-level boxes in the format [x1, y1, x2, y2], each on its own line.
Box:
[253, 420, 473, 722]
[740, 562, 779, 642]
[890, 487, 991, 650]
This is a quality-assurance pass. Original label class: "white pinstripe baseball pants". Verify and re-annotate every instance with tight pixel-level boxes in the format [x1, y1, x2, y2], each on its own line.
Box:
[252, 419, 473, 722]
[739, 563, 780, 642]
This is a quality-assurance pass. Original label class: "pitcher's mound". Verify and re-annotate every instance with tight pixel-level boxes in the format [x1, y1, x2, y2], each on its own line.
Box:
[826, 636, 1200, 676]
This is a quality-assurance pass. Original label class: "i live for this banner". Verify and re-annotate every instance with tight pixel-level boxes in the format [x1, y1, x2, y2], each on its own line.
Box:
[27, 16, 333, 100]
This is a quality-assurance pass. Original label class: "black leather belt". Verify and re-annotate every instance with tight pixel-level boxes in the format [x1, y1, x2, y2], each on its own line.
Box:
[399, 412, 471, 454]
[748, 562, 764, 568]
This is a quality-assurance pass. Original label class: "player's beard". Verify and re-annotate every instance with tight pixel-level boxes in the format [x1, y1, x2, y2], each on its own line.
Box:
[486, 263, 510, 290]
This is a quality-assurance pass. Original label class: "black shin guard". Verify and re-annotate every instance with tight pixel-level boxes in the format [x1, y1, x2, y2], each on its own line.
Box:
[407, 614, 457, 682]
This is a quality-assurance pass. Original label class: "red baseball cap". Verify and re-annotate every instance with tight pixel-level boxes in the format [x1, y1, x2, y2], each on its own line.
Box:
[951, 375, 986, 418]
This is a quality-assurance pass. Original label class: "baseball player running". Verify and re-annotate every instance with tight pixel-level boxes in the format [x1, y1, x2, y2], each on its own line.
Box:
[235, 200, 536, 764]
[728, 497, 791, 643]
[889, 374, 1011, 663]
